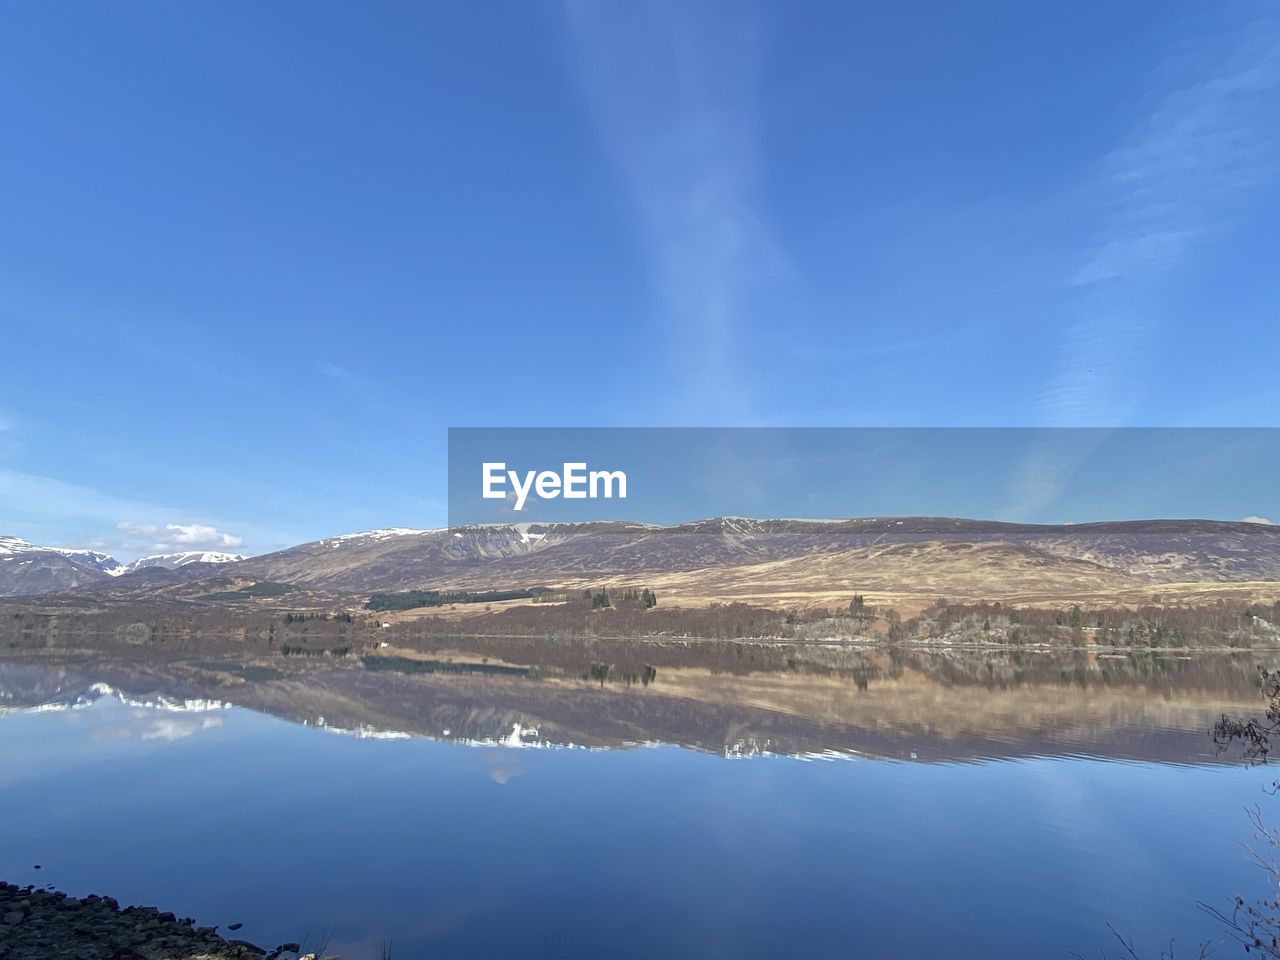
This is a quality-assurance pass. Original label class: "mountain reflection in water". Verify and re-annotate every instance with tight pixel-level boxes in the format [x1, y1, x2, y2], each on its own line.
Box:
[0, 642, 1268, 763]
[2, 642, 1278, 960]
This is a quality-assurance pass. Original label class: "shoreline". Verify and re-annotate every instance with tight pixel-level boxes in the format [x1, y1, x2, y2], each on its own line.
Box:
[0, 881, 281, 960]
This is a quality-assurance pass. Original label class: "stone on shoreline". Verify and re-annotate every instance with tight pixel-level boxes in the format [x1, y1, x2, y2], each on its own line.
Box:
[0, 881, 275, 960]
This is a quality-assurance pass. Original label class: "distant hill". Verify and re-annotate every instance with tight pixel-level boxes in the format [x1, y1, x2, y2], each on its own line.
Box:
[5, 518, 1279, 603]
[226, 518, 1279, 592]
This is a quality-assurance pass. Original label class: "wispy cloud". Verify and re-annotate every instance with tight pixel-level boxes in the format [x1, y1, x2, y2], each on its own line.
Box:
[313, 358, 403, 418]
[1039, 10, 1280, 425]
[128, 324, 254, 393]
[1243, 515, 1274, 525]
[0, 467, 258, 558]
[1, 469, 166, 530]
[785, 336, 938, 365]
[1001, 429, 1111, 521]
[560, 1, 785, 417]
[314, 360, 362, 385]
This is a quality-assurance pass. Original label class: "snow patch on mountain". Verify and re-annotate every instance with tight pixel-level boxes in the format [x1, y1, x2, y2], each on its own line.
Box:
[0, 535, 39, 556]
[513, 523, 545, 544]
[49, 548, 125, 576]
[0, 682, 231, 718]
[320, 528, 440, 547]
[123, 551, 246, 573]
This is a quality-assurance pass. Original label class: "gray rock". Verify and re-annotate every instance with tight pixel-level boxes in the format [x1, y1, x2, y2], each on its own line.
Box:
[0, 880, 275, 959]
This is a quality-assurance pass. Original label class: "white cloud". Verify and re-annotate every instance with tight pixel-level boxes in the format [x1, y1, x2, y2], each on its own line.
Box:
[142, 715, 224, 742]
[1243, 515, 1274, 525]
[164, 522, 243, 548]
[87, 711, 224, 743]
[117, 520, 243, 549]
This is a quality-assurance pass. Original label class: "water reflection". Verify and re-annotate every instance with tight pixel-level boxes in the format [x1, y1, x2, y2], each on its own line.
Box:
[0, 646, 1276, 960]
[0, 642, 1268, 763]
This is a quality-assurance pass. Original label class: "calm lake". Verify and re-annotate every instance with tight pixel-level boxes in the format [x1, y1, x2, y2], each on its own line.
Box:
[1, 648, 1276, 959]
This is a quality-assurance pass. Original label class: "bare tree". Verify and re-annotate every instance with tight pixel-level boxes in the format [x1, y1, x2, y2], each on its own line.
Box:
[1203, 667, 1280, 958]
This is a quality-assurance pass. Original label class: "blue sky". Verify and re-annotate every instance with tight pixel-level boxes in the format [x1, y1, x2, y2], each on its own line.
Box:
[2, 2, 1279, 558]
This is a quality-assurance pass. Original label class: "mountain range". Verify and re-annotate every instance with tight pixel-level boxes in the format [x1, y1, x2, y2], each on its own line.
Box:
[0, 536, 243, 596]
[2, 517, 1279, 605]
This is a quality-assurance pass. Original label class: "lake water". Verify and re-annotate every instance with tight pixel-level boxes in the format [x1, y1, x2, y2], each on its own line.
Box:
[1, 649, 1276, 959]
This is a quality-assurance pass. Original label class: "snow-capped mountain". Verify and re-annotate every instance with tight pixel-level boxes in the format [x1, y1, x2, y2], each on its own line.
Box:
[0, 535, 123, 595]
[0, 536, 123, 573]
[0, 535, 36, 556]
[0, 536, 247, 596]
[122, 551, 246, 574]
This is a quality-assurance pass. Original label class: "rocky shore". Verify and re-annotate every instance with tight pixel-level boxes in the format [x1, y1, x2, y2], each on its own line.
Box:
[0, 881, 300, 960]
